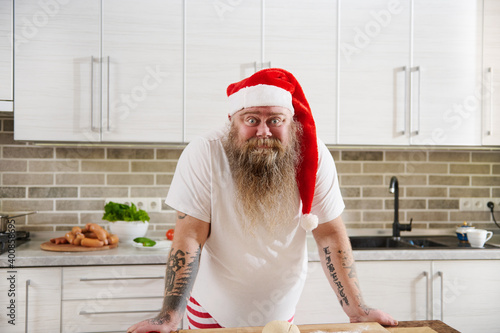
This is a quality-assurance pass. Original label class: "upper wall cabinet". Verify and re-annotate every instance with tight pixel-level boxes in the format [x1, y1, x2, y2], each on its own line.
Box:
[411, 0, 482, 146]
[338, 0, 483, 146]
[482, 0, 500, 146]
[185, 0, 338, 144]
[184, 0, 261, 142]
[14, 0, 183, 143]
[0, 0, 13, 112]
[265, 0, 338, 144]
[338, 0, 410, 145]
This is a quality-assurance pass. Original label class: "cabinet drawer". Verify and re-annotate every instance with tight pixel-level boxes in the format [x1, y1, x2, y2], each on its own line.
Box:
[63, 265, 165, 300]
[62, 297, 163, 333]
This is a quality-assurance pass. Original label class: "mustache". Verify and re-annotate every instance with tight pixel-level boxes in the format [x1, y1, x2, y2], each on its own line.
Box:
[244, 137, 285, 152]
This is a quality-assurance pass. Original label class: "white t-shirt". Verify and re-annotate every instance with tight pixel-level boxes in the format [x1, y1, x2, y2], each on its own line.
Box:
[166, 128, 345, 327]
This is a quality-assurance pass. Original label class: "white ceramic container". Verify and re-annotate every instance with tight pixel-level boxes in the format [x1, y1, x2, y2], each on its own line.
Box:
[108, 221, 149, 243]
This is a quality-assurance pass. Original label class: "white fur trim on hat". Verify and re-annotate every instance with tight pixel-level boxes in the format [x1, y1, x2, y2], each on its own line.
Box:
[228, 84, 294, 115]
[300, 213, 318, 231]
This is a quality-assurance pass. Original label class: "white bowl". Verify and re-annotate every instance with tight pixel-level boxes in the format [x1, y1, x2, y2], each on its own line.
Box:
[108, 221, 149, 243]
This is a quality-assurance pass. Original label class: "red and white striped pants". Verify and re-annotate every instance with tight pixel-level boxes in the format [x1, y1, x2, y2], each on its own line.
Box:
[186, 297, 294, 329]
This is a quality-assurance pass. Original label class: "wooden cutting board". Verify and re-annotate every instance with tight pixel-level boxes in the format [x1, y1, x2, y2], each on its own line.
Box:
[179, 323, 389, 333]
[40, 241, 118, 252]
[386, 328, 438, 333]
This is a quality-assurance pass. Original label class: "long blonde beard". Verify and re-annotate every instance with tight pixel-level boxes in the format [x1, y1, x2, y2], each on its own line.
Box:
[223, 122, 302, 235]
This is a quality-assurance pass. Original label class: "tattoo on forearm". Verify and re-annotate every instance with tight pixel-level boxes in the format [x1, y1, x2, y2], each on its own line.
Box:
[323, 246, 349, 306]
[156, 245, 202, 322]
[148, 317, 167, 325]
[359, 299, 372, 315]
[178, 213, 187, 219]
[339, 249, 357, 279]
[338, 248, 372, 315]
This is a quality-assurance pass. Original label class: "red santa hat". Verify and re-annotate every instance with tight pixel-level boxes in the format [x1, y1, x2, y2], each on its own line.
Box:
[226, 68, 319, 231]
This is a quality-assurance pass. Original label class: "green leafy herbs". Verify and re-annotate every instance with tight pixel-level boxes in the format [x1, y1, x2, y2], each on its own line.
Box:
[102, 201, 150, 223]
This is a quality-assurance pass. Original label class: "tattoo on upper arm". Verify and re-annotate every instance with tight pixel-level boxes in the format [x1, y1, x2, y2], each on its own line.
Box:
[323, 246, 349, 307]
[156, 245, 202, 322]
[178, 213, 187, 219]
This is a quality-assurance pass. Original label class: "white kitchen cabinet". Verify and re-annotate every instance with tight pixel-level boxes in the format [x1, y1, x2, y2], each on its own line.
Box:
[482, 0, 500, 146]
[0, 0, 13, 112]
[295, 262, 348, 324]
[185, 1, 338, 144]
[63, 298, 164, 333]
[61, 265, 166, 332]
[265, 0, 338, 144]
[297, 259, 500, 332]
[101, 0, 183, 142]
[0, 267, 62, 333]
[295, 261, 429, 324]
[338, 0, 483, 146]
[184, 0, 261, 142]
[338, 0, 411, 145]
[14, 0, 101, 141]
[432, 260, 500, 333]
[355, 261, 430, 321]
[411, 0, 483, 146]
[14, 0, 183, 143]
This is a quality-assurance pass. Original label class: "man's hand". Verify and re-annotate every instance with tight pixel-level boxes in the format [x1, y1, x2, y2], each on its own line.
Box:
[126, 317, 177, 333]
[349, 308, 398, 327]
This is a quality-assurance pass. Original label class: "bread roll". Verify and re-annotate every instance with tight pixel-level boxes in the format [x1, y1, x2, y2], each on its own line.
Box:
[262, 320, 300, 333]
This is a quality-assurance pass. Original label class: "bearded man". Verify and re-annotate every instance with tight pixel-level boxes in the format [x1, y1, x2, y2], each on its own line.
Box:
[127, 69, 397, 333]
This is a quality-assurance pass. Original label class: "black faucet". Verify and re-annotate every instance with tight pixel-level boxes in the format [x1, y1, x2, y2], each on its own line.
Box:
[389, 176, 412, 238]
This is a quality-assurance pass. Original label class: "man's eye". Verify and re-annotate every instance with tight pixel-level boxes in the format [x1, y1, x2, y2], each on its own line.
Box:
[246, 118, 257, 125]
[270, 118, 282, 125]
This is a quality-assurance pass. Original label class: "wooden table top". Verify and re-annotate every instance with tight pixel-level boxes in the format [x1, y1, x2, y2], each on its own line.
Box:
[393, 321, 460, 333]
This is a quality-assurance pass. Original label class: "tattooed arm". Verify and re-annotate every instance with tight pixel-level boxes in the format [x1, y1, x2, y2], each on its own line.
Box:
[127, 212, 210, 333]
[312, 215, 398, 326]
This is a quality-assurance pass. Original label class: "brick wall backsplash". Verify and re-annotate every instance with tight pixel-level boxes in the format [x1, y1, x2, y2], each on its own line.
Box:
[1, 117, 499, 233]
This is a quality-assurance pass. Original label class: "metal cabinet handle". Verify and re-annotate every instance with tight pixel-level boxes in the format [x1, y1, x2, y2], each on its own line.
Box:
[410, 66, 421, 136]
[488, 67, 493, 136]
[253, 61, 272, 73]
[396, 66, 408, 135]
[25, 279, 31, 333]
[90, 56, 95, 131]
[80, 275, 164, 281]
[107, 56, 110, 131]
[438, 271, 444, 321]
[423, 271, 429, 320]
[79, 309, 161, 315]
[89, 55, 100, 132]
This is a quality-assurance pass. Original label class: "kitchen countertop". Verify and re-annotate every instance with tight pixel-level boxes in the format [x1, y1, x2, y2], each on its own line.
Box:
[2, 229, 500, 268]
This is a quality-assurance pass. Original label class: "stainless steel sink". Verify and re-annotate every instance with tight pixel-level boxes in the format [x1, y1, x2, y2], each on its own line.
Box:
[349, 235, 496, 250]
[349, 236, 415, 249]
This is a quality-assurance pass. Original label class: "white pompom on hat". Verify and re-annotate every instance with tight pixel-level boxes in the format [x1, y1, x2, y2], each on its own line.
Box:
[226, 68, 319, 231]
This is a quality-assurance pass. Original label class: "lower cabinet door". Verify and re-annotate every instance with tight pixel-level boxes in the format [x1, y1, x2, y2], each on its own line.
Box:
[295, 262, 349, 324]
[62, 297, 164, 332]
[295, 260, 431, 324]
[62, 265, 165, 300]
[0, 267, 62, 333]
[355, 261, 430, 321]
[432, 260, 500, 333]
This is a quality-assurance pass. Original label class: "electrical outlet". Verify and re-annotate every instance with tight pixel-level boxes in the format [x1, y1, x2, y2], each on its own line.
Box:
[487, 199, 500, 210]
[105, 198, 162, 212]
[460, 198, 498, 211]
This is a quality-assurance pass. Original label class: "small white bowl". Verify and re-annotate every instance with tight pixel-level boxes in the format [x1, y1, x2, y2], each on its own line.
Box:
[108, 221, 149, 243]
